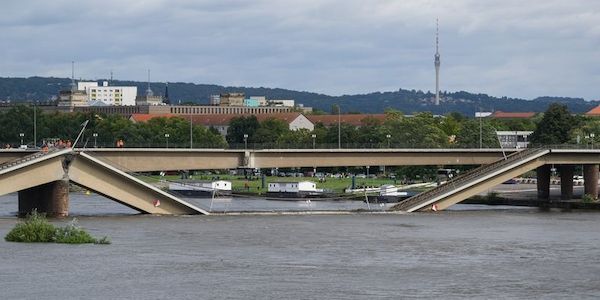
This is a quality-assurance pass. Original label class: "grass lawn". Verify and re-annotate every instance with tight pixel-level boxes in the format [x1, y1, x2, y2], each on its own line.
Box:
[141, 174, 402, 195]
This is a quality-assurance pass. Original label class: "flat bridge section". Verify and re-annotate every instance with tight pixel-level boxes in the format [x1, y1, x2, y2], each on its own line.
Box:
[74, 148, 515, 171]
[0, 149, 69, 197]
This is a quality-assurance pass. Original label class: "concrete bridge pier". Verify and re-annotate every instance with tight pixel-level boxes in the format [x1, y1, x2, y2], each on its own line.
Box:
[583, 164, 599, 199]
[18, 180, 69, 218]
[536, 165, 551, 200]
[560, 165, 574, 200]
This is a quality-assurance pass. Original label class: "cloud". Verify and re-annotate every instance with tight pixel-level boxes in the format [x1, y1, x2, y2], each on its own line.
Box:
[0, 0, 599, 100]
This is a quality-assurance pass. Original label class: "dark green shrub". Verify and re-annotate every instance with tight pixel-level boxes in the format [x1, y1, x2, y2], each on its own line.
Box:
[582, 194, 596, 203]
[5, 210, 57, 243]
[5, 211, 110, 245]
[54, 219, 97, 244]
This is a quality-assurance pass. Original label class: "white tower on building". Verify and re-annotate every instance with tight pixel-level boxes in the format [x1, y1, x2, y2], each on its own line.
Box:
[434, 18, 441, 106]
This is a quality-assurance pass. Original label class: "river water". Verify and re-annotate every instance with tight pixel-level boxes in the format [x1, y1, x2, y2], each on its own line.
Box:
[1, 193, 600, 299]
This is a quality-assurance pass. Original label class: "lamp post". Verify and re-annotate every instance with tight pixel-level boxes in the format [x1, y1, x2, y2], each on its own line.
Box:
[19, 133, 24, 146]
[189, 115, 193, 149]
[164, 133, 170, 148]
[243, 134, 248, 150]
[592, 133, 596, 149]
[93, 133, 98, 148]
[33, 102, 37, 148]
[479, 111, 483, 149]
[311, 134, 316, 149]
[386, 134, 391, 148]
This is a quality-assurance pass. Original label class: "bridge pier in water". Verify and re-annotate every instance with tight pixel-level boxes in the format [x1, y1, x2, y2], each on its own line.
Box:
[18, 180, 69, 218]
[583, 164, 599, 199]
[559, 165, 574, 200]
[536, 165, 551, 200]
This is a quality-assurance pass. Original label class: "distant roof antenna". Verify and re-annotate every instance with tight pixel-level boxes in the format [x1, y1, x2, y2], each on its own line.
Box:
[164, 82, 170, 105]
[110, 70, 113, 85]
[145, 69, 154, 97]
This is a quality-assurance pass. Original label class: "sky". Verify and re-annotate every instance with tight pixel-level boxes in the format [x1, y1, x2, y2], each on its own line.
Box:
[1, 0, 599, 100]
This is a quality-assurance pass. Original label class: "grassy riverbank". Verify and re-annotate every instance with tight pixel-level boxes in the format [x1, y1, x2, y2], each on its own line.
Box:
[141, 174, 407, 195]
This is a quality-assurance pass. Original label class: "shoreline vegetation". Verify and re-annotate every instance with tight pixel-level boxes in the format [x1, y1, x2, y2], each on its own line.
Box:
[5, 210, 110, 244]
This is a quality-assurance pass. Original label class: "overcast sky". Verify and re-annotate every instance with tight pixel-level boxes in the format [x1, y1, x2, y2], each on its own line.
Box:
[1, 0, 599, 99]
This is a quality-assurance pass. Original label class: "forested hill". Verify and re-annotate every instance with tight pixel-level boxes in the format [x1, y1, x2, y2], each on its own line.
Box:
[0, 76, 598, 115]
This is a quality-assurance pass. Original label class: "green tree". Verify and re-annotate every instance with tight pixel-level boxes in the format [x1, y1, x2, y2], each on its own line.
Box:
[253, 118, 289, 145]
[455, 119, 499, 148]
[386, 112, 449, 148]
[529, 103, 577, 145]
[226, 116, 259, 145]
[331, 104, 340, 115]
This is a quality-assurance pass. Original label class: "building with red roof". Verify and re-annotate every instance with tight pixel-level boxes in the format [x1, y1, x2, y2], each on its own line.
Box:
[490, 111, 537, 119]
[307, 114, 387, 127]
[130, 113, 314, 136]
[585, 105, 600, 116]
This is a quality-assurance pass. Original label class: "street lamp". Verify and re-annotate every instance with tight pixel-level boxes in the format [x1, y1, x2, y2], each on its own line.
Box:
[592, 133, 596, 149]
[311, 134, 316, 149]
[386, 134, 391, 148]
[243, 134, 248, 150]
[19, 133, 24, 146]
[93, 133, 98, 148]
[338, 105, 341, 149]
[164, 133, 170, 148]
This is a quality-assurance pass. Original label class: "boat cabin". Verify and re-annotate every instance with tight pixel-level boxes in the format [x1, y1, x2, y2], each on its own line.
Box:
[268, 181, 318, 193]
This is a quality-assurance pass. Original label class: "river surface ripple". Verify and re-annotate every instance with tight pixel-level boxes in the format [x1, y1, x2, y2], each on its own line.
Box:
[1, 193, 600, 299]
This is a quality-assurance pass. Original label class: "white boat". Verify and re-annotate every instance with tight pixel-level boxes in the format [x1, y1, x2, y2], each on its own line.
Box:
[266, 181, 325, 198]
[363, 185, 411, 203]
[168, 180, 231, 197]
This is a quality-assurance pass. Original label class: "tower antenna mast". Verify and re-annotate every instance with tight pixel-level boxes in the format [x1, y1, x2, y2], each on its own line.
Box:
[434, 18, 441, 106]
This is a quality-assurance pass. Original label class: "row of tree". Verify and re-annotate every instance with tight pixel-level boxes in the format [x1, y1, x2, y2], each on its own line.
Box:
[0, 106, 226, 148]
[0, 103, 590, 149]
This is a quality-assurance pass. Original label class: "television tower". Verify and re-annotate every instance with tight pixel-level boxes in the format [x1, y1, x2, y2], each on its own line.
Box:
[434, 18, 441, 106]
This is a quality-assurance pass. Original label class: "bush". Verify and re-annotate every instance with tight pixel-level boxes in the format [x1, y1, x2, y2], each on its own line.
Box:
[582, 194, 596, 203]
[4, 211, 110, 245]
[54, 219, 97, 244]
[5, 210, 57, 243]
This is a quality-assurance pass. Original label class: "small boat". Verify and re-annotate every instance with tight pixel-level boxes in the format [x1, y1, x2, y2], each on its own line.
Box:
[365, 185, 412, 203]
[168, 180, 232, 197]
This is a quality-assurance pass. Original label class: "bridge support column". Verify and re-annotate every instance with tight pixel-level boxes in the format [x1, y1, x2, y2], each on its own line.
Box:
[583, 165, 599, 199]
[536, 165, 551, 200]
[560, 165, 574, 200]
[18, 180, 69, 218]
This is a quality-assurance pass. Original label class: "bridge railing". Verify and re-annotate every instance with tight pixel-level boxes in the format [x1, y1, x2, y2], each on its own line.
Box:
[0, 148, 63, 172]
[392, 147, 547, 211]
[76, 141, 525, 150]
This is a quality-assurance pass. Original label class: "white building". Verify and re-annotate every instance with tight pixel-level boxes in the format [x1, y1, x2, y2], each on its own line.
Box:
[192, 112, 314, 136]
[78, 81, 137, 106]
[268, 99, 295, 107]
[496, 131, 533, 149]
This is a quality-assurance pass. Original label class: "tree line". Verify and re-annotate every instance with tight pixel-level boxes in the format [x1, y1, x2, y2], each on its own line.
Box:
[0, 103, 591, 149]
